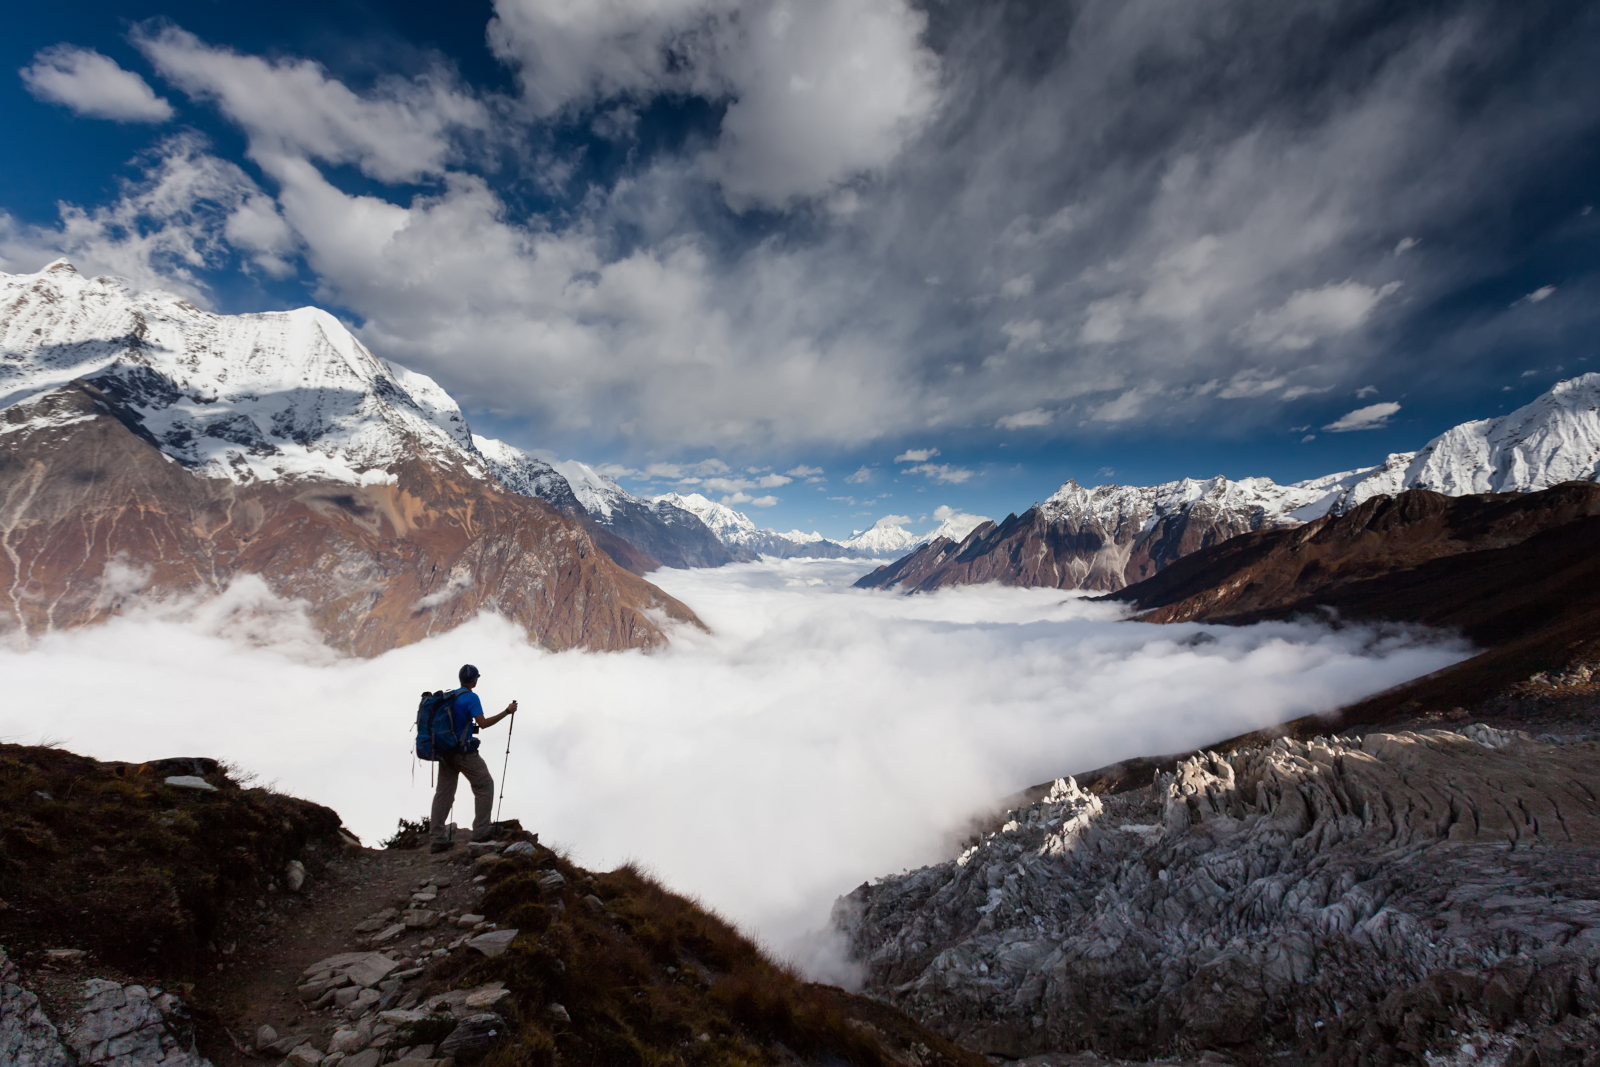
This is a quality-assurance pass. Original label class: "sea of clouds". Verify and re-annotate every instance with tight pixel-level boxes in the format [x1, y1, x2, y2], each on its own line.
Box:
[1, 559, 1470, 977]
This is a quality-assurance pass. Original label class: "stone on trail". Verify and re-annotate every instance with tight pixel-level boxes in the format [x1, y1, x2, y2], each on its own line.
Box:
[163, 775, 218, 792]
[378, 1009, 428, 1025]
[256, 1024, 279, 1051]
[353, 909, 398, 934]
[368, 923, 406, 945]
[438, 1013, 507, 1063]
[466, 929, 518, 959]
[455, 914, 484, 929]
[286, 1044, 324, 1067]
[43, 948, 86, 963]
[536, 871, 565, 892]
[303, 953, 372, 977]
[402, 909, 439, 929]
[285, 860, 307, 893]
[328, 1029, 367, 1055]
[343, 954, 398, 989]
[502, 841, 534, 857]
[463, 988, 510, 1010]
[340, 1049, 382, 1067]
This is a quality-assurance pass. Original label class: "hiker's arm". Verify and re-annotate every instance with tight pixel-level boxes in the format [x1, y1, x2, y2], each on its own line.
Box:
[475, 700, 518, 729]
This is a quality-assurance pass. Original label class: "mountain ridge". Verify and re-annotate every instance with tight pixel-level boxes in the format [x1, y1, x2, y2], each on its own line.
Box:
[858, 374, 1600, 593]
[0, 261, 698, 653]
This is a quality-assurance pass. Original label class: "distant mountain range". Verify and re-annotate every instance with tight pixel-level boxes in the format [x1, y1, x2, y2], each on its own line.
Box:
[858, 373, 1600, 593]
[0, 260, 978, 652]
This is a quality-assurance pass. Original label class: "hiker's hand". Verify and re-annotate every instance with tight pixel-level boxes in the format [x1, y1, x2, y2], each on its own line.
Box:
[505, 701, 518, 716]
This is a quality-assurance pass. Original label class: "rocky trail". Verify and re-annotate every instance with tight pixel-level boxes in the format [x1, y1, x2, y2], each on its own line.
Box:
[2, 745, 990, 1067]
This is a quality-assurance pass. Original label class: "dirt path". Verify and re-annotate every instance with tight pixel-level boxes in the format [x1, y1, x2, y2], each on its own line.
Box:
[197, 832, 488, 1066]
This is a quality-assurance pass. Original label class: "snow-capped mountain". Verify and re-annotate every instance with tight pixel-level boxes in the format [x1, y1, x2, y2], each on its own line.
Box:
[0, 261, 696, 652]
[840, 517, 925, 556]
[0, 261, 482, 486]
[655, 492, 871, 559]
[1326, 374, 1600, 510]
[860, 374, 1600, 594]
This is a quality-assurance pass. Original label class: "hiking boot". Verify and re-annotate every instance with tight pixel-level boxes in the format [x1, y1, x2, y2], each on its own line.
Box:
[429, 839, 455, 854]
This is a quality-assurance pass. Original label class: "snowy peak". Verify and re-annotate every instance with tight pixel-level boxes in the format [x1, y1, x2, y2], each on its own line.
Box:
[655, 492, 759, 543]
[841, 517, 924, 556]
[1038, 474, 1325, 534]
[1329, 373, 1600, 510]
[0, 261, 483, 486]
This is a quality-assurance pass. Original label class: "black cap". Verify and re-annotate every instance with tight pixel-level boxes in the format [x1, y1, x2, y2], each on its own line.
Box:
[459, 664, 481, 684]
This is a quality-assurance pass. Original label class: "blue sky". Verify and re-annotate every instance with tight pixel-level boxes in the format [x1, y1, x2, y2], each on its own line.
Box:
[2, 0, 1597, 538]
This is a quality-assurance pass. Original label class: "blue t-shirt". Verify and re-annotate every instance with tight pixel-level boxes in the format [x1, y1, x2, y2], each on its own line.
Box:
[452, 690, 484, 752]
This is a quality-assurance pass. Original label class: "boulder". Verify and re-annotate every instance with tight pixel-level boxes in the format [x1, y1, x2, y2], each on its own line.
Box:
[285, 860, 307, 893]
[463, 988, 510, 1010]
[455, 914, 485, 929]
[403, 909, 439, 929]
[343, 954, 398, 989]
[502, 841, 535, 857]
[328, 1029, 367, 1055]
[438, 1013, 506, 1063]
[368, 924, 406, 945]
[466, 930, 518, 959]
[341, 1050, 382, 1067]
[287, 1045, 324, 1067]
[255, 1024, 279, 1051]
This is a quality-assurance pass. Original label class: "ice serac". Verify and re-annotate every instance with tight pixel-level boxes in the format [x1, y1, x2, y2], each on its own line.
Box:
[0, 261, 699, 654]
[654, 492, 868, 559]
[836, 727, 1600, 1063]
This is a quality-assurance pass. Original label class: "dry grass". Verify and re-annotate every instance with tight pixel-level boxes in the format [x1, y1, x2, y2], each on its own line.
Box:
[403, 850, 987, 1067]
[0, 743, 344, 976]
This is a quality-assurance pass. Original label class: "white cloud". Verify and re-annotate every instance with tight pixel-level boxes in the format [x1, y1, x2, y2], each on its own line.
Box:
[0, 134, 284, 300]
[845, 466, 874, 484]
[894, 448, 938, 463]
[136, 26, 488, 183]
[1301, 433, 1316, 443]
[1280, 385, 1331, 401]
[488, 0, 940, 210]
[704, 473, 791, 494]
[995, 408, 1051, 430]
[1523, 285, 1556, 304]
[786, 465, 824, 479]
[1394, 237, 1418, 254]
[0, 562, 1469, 973]
[749, 495, 779, 507]
[1355, 384, 1379, 398]
[1217, 371, 1288, 399]
[905, 462, 972, 484]
[1238, 281, 1402, 351]
[1323, 401, 1401, 432]
[20, 45, 173, 123]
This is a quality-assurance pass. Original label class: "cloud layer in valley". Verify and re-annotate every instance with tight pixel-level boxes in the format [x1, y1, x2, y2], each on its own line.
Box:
[3, 0, 1595, 462]
[0, 560, 1471, 973]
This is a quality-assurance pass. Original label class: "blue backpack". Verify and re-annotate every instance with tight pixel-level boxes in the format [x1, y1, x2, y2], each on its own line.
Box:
[415, 688, 469, 761]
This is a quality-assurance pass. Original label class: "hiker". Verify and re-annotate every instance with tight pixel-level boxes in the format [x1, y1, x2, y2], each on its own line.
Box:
[430, 663, 517, 853]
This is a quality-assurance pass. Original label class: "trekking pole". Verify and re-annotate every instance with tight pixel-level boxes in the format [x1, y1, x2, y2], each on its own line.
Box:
[496, 710, 515, 823]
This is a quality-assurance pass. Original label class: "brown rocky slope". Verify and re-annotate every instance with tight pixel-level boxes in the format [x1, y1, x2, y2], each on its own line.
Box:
[1109, 482, 1600, 725]
[0, 744, 988, 1067]
[0, 381, 699, 655]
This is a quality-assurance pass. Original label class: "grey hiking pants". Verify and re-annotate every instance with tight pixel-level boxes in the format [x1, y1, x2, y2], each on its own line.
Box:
[431, 750, 494, 842]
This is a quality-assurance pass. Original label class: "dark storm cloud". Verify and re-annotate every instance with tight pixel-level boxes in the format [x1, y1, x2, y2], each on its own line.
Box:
[5, 0, 1596, 453]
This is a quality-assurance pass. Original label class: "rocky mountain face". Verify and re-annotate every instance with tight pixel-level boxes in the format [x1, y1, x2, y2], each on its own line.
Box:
[1112, 483, 1600, 727]
[0, 261, 697, 653]
[473, 440, 728, 573]
[859, 374, 1600, 594]
[857, 475, 1315, 593]
[836, 725, 1600, 1065]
